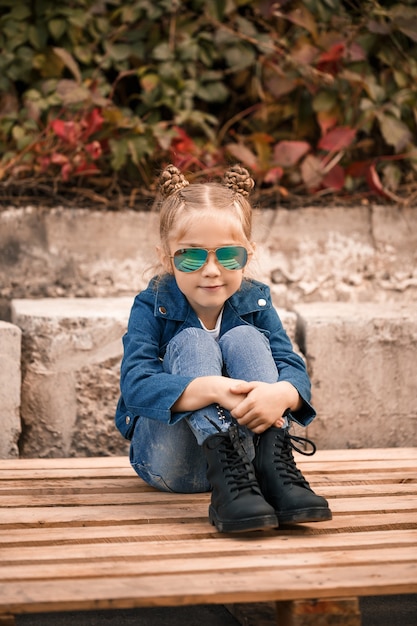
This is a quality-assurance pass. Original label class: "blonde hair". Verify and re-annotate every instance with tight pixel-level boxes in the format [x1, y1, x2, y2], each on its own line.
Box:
[157, 164, 255, 261]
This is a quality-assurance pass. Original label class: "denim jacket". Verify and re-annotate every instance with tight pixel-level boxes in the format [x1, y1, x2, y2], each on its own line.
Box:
[115, 275, 315, 440]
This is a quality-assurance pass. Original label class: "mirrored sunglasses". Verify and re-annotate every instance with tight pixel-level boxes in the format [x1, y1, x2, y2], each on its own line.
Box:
[171, 246, 249, 273]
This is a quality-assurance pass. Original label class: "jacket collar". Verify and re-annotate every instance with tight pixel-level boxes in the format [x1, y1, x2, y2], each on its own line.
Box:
[153, 274, 270, 321]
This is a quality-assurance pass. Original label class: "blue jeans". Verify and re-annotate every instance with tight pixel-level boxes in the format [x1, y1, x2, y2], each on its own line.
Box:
[130, 325, 281, 493]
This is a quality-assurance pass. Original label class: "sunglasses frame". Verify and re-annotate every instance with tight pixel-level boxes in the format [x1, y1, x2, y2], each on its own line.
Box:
[170, 245, 249, 273]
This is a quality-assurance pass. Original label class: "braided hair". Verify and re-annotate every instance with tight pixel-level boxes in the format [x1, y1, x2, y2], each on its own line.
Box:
[156, 164, 255, 272]
[159, 164, 254, 199]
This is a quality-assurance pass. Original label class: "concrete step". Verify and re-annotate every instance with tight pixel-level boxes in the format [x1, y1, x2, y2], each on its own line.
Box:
[2, 298, 416, 459]
[0, 321, 21, 458]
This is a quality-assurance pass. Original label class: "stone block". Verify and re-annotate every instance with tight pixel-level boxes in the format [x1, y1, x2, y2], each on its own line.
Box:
[294, 302, 417, 449]
[0, 321, 21, 458]
[11, 298, 132, 458]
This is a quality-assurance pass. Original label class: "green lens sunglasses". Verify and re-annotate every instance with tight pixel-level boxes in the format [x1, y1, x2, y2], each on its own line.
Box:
[171, 245, 249, 273]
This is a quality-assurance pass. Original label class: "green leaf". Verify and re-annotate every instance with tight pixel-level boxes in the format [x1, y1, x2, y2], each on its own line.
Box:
[109, 137, 128, 171]
[197, 81, 229, 103]
[9, 5, 32, 20]
[377, 113, 413, 152]
[48, 19, 67, 40]
[74, 45, 92, 65]
[390, 6, 417, 42]
[128, 136, 152, 164]
[152, 42, 173, 62]
[56, 80, 91, 105]
[381, 162, 402, 192]
[28, 24, 47, 49]
[224, 44, 255, 72]
[53, 47, 82, 83]
[105, 43, 132, 62]
[312, 91, 337, 113]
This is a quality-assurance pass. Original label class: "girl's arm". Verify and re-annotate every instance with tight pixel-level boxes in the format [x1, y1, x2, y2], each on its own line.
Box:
[171, 375, 247, 413]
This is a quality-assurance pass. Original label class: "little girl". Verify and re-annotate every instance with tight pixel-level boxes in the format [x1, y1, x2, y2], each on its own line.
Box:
[115, 164, 331, 533]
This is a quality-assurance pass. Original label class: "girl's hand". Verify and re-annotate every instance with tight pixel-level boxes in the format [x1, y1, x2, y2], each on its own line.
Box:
[229, 380, 301, 434]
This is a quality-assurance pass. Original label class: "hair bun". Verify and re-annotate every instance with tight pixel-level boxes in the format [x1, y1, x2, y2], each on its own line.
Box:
[159, 164, 189, 198]
[224, 165, 255, 197]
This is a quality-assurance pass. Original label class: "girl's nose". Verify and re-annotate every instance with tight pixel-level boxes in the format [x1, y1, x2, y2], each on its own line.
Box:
[201, 250, 221, 275]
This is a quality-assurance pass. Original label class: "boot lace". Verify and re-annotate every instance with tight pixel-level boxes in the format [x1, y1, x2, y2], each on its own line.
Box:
[274, 431, 316, 489]
[219, 424, 261, 495]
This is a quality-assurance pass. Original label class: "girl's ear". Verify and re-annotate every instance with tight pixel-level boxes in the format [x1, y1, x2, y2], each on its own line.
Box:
[156, 245, 172, 273]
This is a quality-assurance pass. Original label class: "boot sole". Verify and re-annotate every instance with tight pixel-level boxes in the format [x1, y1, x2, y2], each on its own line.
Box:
[209, 506, 278, 533]
[278, 507, 332, 524]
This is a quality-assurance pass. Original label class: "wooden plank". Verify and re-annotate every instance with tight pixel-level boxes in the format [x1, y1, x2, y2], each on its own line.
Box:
[0, 562, 416, 614]
[2, 482, 417, 507]
[0, 522, 216, 545]
[1, 493, 416, 526]
[1, 546, 416, 582]
[0, 448, 416, 475]
[0, 457, 130, 470]
[2, 530, 416, 563]
[1, 527, 416, 551]
[297, 448, 417, 462]
[1, 472, 415, 499]
[0, 447, 415, 471]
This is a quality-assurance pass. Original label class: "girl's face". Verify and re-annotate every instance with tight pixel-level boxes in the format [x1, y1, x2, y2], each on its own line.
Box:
[166, 214, 251, 329]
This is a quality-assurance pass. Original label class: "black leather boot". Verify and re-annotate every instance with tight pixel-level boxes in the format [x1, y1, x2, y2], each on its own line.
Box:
[254, 427, 332, 524]
[202, 424, 278, 533]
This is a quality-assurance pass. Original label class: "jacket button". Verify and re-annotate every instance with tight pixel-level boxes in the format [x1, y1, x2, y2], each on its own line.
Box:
[258, 298, 267, 306]
[159, 306, 167, 314]
[125, 415, 131, 425]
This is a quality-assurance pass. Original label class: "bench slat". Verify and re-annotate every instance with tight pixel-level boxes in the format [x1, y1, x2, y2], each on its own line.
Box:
[0, 563, 416, 614]
[1, 493, 416, 526]
[0, 447, 415, 470]
[2, 481, 417, 507]
[1, 546, 416, 582]
[1, 527, 416, 550]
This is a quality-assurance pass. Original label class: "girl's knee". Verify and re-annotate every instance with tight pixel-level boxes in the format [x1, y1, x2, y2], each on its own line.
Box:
[220, 325, 269, 352]
[164, 327, 222, 375]
[168, 327, 219, 351]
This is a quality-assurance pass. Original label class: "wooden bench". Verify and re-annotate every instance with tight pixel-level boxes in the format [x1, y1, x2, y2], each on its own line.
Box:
[1, 447, 416, 626]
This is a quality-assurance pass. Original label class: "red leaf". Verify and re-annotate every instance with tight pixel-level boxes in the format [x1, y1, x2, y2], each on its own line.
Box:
[50, 119, 79, 145]
[316, 42, 345, 74]
[60, 162, 72, 182]
[172, 127, 197, 154]
[346, 160, 370, 178]
[318, 126, 356, 152]
[318, 43, 345, 64]
[82, 108, 104, 139]
[50, 152, 69, 165]
[263, 167, 284, 184]
[321, 164, 345, 191]
[85, 141, 102, 160]
[75, 162, 100, 176]
[273, 140, 310, 168]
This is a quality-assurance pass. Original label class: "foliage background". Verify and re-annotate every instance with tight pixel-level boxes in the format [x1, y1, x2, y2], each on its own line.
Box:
[0, 0, 416, 208]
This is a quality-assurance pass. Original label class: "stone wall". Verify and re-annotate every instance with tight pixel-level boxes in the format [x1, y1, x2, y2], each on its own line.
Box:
[1, 204, 416, 457]
[1, 204, 416, 317]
